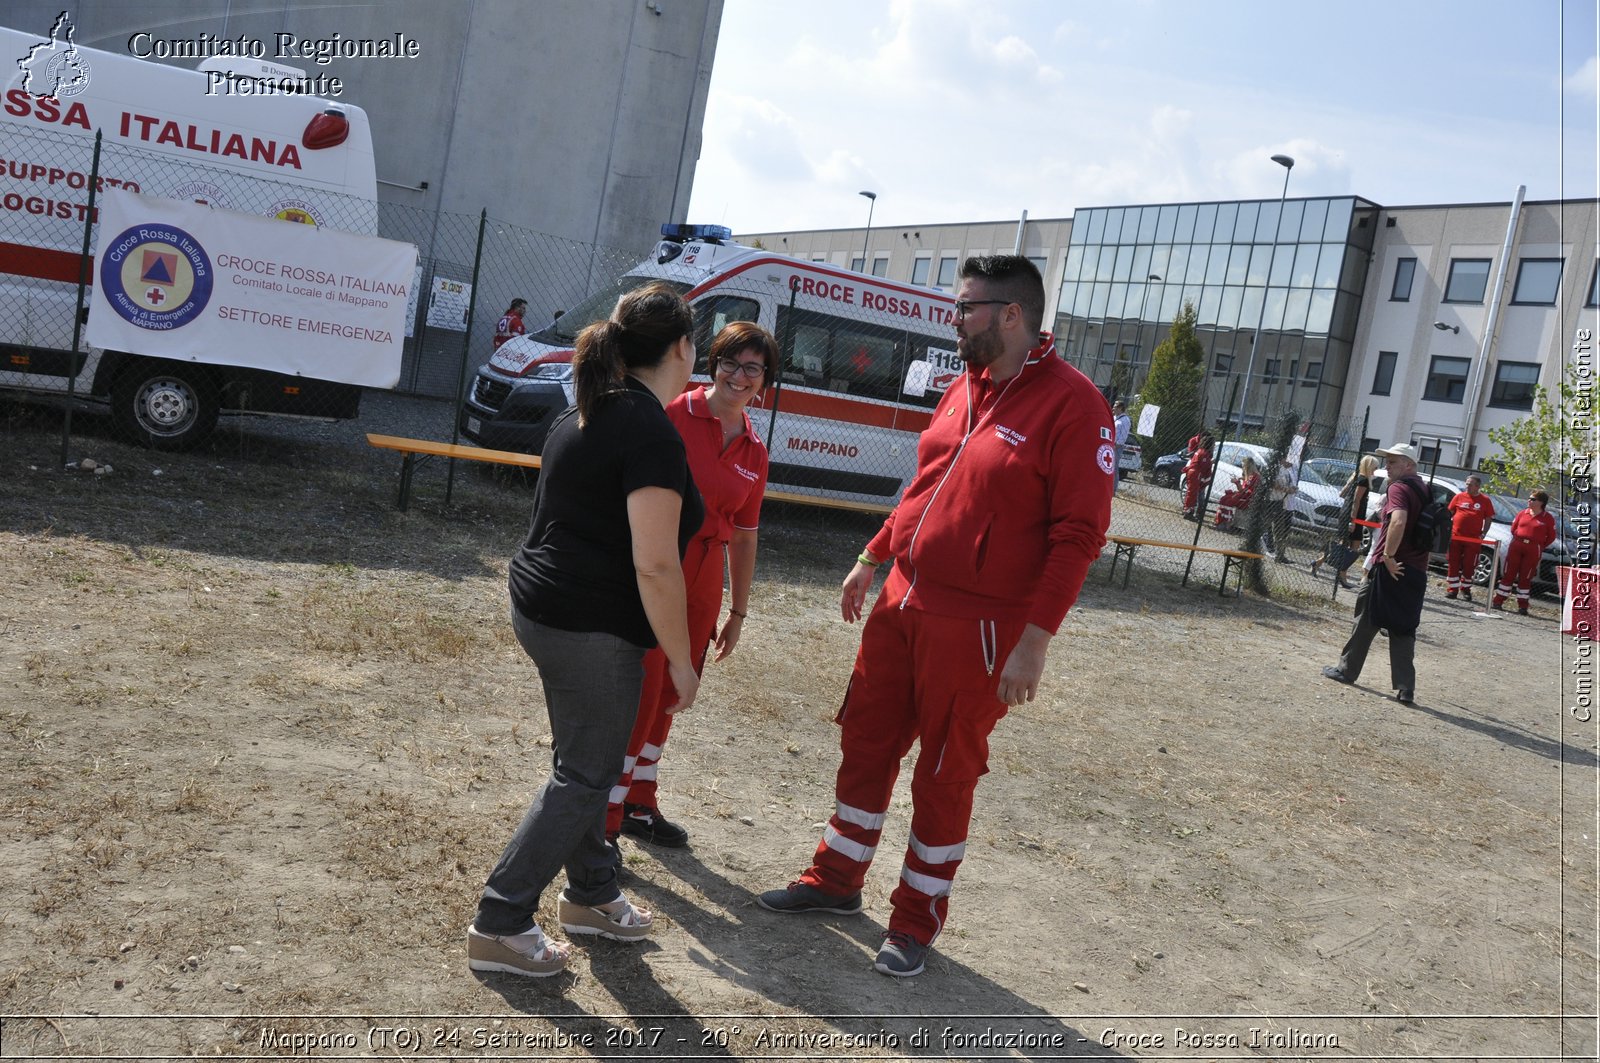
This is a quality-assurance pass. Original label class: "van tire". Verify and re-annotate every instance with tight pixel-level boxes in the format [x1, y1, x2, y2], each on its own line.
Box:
[112, 362, 218, 450]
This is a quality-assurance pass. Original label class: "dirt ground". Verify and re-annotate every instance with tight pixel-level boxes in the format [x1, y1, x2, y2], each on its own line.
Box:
[0, 404, 1595, 1062]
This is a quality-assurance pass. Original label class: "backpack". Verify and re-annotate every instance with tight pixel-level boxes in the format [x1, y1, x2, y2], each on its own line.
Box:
[1404, 479, 1448, 552]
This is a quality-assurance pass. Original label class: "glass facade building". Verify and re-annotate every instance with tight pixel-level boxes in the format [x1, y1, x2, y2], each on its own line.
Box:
[1054, 196, 1381, 436]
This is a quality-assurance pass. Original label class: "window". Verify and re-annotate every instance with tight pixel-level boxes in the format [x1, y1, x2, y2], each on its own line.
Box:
[1213, 351, 1233, 377]
[871, 256, 889, 278]
[911, 257, 931, 286]
[1423, 355, 1471, 402]
[1443, 258, 1491, 304]
[1510, 258, 1562, 305]
[1390, 257, 1416, 301]
[692, 296, 760, 350]
[1419, 444, 1440, 466]
[1372, 351, 1398, 395]
[1489, 361, 1541, 409]
[936, 256, 958, 288]
[850, 257, 865, 273]
[1303, 360, 1322, 384]
[1589, 260, 1599, 308]
[1027, 255, 1047, 278]
[1263, 358, 1280, 384]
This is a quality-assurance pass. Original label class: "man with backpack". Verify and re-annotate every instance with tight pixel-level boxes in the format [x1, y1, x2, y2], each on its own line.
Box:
[1320, 443, 1430, 706]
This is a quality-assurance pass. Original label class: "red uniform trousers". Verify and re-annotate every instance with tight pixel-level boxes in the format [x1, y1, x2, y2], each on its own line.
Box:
[799, 570, 1024, 946]
[1445, 536, 1480, 593]
[605, 536, 724, 835]
[1494, 538, 1541, 608]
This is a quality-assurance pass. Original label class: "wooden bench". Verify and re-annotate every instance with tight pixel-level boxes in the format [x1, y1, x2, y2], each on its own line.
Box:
[1105, 534, 1264, 597]
[367, 433, 540, 511]
[368, 434, 898, 517]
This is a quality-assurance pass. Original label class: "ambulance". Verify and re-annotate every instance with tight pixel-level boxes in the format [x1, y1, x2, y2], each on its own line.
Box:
[0, 21, 379, 448]
[459, 224, 961, 504]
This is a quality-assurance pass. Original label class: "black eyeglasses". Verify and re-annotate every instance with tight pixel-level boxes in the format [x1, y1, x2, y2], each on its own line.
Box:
[715, 357, 766, 379]
[952, 299, 1011, 318]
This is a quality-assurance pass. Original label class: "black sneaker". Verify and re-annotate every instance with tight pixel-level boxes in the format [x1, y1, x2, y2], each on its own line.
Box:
[1396, 689, 1414, 705]
[874, 930, 928, 977]
[1321, 666, 1353, 684]
[756, 881, 863, 915]
[619, 804, 689, 848]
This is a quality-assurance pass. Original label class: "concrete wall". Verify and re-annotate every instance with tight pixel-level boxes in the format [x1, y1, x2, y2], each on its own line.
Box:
[4, 0, 720, 250]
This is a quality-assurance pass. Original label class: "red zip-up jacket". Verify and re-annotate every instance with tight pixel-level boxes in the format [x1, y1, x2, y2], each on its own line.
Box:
[864, 334, 1114, 634]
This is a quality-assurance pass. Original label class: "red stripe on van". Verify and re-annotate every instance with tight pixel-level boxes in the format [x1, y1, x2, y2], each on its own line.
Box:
[0, 242, 88, 284]
[760, 386, 934, 433]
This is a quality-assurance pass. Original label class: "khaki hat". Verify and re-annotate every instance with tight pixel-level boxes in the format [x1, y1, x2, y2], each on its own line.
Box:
[1376, 442, 1419, 462]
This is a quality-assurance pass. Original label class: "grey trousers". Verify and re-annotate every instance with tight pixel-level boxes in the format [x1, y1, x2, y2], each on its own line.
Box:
[474, 611, 645, 936]
[1337, 577, 1417, 692]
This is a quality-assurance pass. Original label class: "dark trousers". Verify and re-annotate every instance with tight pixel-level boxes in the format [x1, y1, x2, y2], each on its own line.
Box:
[1337, 574, 1417, 692]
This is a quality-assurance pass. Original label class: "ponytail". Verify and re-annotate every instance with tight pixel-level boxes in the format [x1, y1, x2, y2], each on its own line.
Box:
[572, 320, 628, 426]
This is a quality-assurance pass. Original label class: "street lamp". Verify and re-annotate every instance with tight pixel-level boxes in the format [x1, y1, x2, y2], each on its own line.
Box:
[1432, 321, 1459, 334]
[1234, 153, 1295, 440]
[858, 190, 877, 274]
[1127, 273, 1162, 398]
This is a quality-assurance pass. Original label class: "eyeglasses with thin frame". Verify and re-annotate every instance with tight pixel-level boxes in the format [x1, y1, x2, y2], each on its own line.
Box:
[715, 357, 766, 379]
[952, 299, 1012, 319]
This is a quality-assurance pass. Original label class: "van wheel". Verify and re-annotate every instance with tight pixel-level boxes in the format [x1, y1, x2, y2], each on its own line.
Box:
[112, 364, 218, 450]
[1473, 548, 1495, 587]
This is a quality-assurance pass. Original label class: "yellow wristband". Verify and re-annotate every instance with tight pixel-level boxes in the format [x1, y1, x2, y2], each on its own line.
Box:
[857, 552, 880, 568]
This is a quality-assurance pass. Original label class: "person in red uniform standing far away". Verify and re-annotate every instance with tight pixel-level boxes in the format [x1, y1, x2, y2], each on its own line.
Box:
[1493, 490, 1557, 615]
[756, 256, 1114, 978]
[606, 322, 777, 848]
[1444, 474, 1495, 601]
[493, 298, 528, 350]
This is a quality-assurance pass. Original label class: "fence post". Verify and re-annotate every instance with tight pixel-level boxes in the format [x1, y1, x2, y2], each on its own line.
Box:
[445, 209, 488, 506]
[62, 130, 102, 469]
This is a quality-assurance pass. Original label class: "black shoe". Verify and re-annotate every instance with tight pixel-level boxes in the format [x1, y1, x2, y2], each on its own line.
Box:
[1518, 606, 1529, 616]
[1396, 689, 1414, 705]
[619, 803, 689, 848]
[1337, 578, 1354, 590]
[873, 930, 928, 977]
[1461, 590, 1473, 603]
[1321, 666, 1353, 684]
[756, 881, 863, 915]
[1445, 590, 1458, 599]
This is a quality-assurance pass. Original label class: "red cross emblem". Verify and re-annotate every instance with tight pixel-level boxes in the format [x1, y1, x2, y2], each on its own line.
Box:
[851, 348, 871, 374]
[145, 288, 166, 305]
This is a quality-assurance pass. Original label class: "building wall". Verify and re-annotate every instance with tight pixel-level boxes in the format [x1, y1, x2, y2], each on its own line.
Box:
[4, 0, 721, 250]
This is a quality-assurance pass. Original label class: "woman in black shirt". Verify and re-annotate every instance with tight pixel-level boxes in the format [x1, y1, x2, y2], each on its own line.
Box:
[469, 283, 703, 978]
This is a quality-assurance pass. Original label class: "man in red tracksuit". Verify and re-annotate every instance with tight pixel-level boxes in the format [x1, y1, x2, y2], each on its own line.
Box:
[1445, 475, 1495, 601]
[757, 256, 1114, 977]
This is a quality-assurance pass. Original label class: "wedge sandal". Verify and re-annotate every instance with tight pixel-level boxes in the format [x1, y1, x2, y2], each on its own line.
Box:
[558, 892, 652, 942]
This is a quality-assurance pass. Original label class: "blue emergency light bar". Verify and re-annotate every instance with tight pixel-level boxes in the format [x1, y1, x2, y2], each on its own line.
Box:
[660, 223, 733, 244]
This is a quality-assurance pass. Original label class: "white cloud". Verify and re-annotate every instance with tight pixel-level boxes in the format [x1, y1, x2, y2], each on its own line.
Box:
[1566, 55, 1598, 99]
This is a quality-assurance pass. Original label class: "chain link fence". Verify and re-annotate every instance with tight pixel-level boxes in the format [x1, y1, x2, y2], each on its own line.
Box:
[1, 123, 1394, 603]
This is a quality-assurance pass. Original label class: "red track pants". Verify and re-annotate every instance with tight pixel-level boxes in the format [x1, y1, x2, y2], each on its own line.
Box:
[1494, 539, 1541, 608]
[799, 571, 1024, 945]
[606, 536, 724, 835]
[1445, 537, 1478, 593]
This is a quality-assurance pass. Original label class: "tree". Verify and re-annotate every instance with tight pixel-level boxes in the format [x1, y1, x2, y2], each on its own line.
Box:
[1130, 301, 1206, 463]
[1485, 362, 1591, 494]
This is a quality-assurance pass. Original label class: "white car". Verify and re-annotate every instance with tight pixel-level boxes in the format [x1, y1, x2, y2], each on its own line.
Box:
[1118, 439, 1143, 476]
[1179, 441, 1272, 505]
[1288, 458, 1357, 531]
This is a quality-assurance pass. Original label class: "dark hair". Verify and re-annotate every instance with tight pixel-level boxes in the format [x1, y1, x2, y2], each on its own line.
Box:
[958, 255, 1045, 334]
[506, 298, 527, 314]
[571, 282, 693, 426]
[707, 321, 779, 380]
[1531, 490, 1550, 506]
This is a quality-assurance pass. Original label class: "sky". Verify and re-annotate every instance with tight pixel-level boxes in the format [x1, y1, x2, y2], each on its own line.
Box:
[685, 0, 1600, 234]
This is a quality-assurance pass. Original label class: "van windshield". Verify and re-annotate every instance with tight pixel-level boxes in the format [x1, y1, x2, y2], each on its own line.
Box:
[528, 277, 693, 345]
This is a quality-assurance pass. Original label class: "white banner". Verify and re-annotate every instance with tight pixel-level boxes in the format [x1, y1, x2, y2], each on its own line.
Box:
[86, 189, 415, 389]
[426, 276, 472, 331]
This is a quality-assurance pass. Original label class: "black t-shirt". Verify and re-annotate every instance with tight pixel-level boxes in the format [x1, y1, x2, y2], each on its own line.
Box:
[508, 376, 704, 648]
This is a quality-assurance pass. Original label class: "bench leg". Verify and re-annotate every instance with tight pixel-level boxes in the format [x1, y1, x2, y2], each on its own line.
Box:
[1117, 543, 1137, 589]
[1220, 555, 1241, 598]
[397, 453, 417, 512]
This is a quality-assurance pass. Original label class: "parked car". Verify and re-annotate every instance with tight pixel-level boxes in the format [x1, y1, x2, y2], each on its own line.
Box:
[1118, 439, 1143, 476]
[1150, 448, 1185, 488]
[1286, 458, 1356, 531]
[1180, 441, 1272, 507]
[1363, 477, 1567, 592]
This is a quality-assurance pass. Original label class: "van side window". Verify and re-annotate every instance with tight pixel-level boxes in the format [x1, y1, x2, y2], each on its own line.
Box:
[777, 305, 958, 408]
[693, 295, 761, 350]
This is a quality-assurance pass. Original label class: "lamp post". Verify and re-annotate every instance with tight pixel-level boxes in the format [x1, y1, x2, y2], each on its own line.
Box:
[858, 190, 877, 273]
[1126, 273, 1161, 399]
[1432, 321, 1459, 334]
[1234, 153, 1295, 440]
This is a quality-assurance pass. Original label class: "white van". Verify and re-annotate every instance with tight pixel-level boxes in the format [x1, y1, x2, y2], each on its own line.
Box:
[0, 22, 379, 448]
[460, 224, 960, 504]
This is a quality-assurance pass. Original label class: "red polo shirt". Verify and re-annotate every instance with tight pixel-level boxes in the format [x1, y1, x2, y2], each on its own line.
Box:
[1448, 490, 1496, 540]
[668, 387, 768, 545]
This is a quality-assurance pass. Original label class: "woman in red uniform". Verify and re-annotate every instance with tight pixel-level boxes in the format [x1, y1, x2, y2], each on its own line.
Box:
[606, 321, 778, 847]
[1493, 490, 1558, 615]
